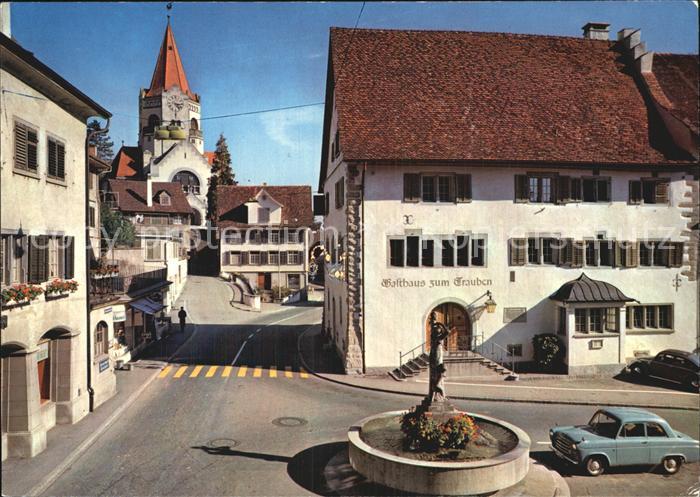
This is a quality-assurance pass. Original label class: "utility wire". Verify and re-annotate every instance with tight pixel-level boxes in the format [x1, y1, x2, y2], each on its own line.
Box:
[200, 101, 324, 121]
[334, 1, 366, 87]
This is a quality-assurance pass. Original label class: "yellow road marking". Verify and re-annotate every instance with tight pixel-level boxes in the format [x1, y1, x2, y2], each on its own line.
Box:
[158, 366, 172, 378]
[174, 366, 188, 378]
[237, 366, 248, 377]
[206, 366, 218, 377]
[222, 366, 232, 377]
[285, 367, 293, 378]
[269, 366, 277, 378]
[300, 368, 309, 379]
[190, 365, 203, 377]
[253, 366, 262, 378]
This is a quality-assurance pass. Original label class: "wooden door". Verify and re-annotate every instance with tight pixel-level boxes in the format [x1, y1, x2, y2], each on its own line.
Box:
[257, 273, 265, 289]
[425, 303, 471, 352]
[37, 357, 50, 402]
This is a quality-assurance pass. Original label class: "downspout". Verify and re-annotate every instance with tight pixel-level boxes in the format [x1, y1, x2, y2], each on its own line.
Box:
[85, 118, 110, 412]
[361, 162, 366, 374]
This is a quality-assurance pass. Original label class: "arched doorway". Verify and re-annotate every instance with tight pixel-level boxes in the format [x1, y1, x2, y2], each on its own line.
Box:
[425, 302, 472, 352]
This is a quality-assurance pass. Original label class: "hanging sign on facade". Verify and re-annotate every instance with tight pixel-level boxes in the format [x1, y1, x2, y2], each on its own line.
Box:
[112, 305, 127, 322]
[99, 358, 110, 373]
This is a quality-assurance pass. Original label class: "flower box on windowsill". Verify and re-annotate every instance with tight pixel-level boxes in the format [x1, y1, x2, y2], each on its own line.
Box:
[45, 292, 70, 301]
[45, 279, 78, 300]
[1, 284, 44, 309]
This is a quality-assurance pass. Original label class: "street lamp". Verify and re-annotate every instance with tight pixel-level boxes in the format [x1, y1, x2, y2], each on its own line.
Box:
[484, 290, 497, 314]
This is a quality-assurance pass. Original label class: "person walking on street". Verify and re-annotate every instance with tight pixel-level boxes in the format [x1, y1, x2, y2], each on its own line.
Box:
[178, 306, 187, 334]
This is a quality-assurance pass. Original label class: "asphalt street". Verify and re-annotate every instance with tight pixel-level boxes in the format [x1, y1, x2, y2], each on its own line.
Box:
[41, 276, 700, 497]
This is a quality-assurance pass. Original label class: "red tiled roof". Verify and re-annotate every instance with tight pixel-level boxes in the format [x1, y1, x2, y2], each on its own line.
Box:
[109, 146, 142, 179]
[326, 27, 696, 167]
[203, 151, 216, 166]
[217, 185, 313, 228]
[145, 23, 197, 101]
[107, 179, 193, 215]
[651, 53, 699, 134]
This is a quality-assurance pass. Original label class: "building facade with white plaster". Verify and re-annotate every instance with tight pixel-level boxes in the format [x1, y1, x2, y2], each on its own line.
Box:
[319, 25, 699, 376]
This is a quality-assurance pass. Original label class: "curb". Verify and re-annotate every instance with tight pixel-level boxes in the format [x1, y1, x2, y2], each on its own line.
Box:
[26, 367, 161, 497]
[297, 327, 699, 412]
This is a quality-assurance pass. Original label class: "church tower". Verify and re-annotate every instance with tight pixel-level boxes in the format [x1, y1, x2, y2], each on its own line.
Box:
[138, 21, 204, 156]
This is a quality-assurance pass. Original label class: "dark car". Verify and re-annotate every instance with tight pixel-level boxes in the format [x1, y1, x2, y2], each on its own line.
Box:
[627, 349, 699, 391]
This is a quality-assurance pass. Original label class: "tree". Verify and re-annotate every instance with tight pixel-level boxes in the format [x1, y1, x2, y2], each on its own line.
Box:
[100, 208, 136, 248]
[87, 120, 115, 162]
[206, 134, 236, 222]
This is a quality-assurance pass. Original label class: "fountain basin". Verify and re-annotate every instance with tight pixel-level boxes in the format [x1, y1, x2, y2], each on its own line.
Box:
[348, 410, 531, 496]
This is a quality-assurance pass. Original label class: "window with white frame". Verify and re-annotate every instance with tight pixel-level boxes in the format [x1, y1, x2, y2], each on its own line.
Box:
[626, 304, 673, 331]
[249, 252, 261, 265]
[389, 234, 486, 268]
[574, 307, 618, 334]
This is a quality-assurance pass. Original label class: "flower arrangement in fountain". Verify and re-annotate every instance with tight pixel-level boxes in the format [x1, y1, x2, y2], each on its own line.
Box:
[1, 284, 44, 305]
[400, 407, 479, 452]
[45, 279, 79, 295]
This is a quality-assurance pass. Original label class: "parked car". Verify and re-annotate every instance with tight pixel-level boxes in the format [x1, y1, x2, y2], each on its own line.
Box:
[550, 407, 699, 476]
[627, 349, 699, 391]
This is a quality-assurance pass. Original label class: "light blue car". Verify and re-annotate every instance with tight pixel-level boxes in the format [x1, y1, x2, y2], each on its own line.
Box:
[550, 407, 700, 476]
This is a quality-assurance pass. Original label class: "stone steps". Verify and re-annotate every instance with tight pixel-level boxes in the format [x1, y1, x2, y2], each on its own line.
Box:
[389, 351, 518, 381]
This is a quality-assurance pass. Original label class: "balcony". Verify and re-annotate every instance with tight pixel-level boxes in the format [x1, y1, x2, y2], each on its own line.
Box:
[89, 267, 168, 304]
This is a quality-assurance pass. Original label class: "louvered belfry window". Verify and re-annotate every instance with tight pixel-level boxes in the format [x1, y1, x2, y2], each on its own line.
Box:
[14, 121, 39, 172]
[47, 138, 66, 180]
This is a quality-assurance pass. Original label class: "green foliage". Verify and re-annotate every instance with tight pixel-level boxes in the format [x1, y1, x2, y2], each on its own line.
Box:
[101, 208, 136, 247]
[400, 407, 479, 452]
[87, 120, 115, 161]
[532, 333, 565, 369]
[270, 286, 293, 299]
[207, 134, 236, 222]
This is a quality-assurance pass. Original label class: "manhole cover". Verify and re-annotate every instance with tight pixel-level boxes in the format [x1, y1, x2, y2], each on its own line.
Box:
[272, 417, 308, 427]
[206, 438, 239, 449]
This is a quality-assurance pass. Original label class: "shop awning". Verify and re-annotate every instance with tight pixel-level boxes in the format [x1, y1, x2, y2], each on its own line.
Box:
[130, 298, 165, 315]
[549, 273, 636, 304]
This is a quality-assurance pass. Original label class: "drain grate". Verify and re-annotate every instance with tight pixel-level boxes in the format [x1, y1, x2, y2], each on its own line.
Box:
[206, 438, 239, 449]
[272, 417, 308, 427]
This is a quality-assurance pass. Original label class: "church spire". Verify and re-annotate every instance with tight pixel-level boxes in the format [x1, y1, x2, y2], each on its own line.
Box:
[145, 21, 197, 101]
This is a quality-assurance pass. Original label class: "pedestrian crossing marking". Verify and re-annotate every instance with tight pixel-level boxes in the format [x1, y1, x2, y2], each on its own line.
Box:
[158, 364, 310, 380]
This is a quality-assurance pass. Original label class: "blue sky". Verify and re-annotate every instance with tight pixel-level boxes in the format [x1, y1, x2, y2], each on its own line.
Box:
[10, 2, 698, 189]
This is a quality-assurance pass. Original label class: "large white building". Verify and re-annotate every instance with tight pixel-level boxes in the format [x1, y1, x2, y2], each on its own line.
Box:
[1, 30, 111, 458]
[109, 20, 213, 227]
[319, 25, 699, 376]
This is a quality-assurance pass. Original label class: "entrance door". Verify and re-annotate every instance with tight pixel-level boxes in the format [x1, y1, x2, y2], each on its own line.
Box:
[257, 273, 266, 290]
[425, 303, 471, 352]
[264, 273, 272, 290]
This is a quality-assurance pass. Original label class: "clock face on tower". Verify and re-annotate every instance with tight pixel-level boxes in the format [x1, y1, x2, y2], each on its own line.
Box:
[166, 94, 185, 115]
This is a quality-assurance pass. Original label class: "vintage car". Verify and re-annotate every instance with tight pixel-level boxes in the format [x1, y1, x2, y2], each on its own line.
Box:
[550, 408, 699, 476]
[627, 349, 699, 391]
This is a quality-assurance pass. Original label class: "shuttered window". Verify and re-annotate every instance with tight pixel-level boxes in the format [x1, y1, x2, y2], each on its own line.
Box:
[514, 175, 528, 202]
[455, 174, 472, 202]
[279, 251, 287, 265]
[403, 174, 421, 202]
[556, 176, 571, 204]
[14, 121, 39, 172]
[422, 176, 436, 202]
[64, 236, 74, 278]
[47, 138, 66, 180]
[421, 239, 434, 267]
[509, 238, 526, 266]
[406, 236, 420, 267]
[629, 180, 643, 204]
[28, 235, 49, 283]
[389, 239, 404, 267]
[334, 178, 345, 209]
[471, 237, 486, 266]
[669, 242, 684, 267]
[456, 235, 469, 266]
[630, 179, 670, 204]
[241, 252, 249, 265]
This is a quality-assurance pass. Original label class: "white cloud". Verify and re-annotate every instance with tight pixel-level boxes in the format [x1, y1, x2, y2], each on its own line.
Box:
[260, 106, 322, 149]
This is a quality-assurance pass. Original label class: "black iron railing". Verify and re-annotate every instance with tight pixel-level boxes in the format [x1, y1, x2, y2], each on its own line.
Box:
[89, 267, 167, 301]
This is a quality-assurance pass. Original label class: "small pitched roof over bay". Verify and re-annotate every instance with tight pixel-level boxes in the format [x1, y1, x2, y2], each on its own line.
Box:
[325, 27, 697, 167]
[549, 273, 635, 303]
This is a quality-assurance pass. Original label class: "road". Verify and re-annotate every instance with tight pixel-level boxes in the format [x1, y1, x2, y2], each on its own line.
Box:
[42, 276, 700, 497]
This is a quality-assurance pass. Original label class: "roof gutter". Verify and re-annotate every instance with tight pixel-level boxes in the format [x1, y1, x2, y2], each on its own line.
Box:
[86, 118, 110, 413]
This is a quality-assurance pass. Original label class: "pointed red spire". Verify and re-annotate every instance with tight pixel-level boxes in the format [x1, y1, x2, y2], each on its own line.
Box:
[146, 22, 197, 101]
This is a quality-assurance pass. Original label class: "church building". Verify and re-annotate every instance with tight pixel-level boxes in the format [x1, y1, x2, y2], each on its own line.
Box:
[109, 20, 213, 227]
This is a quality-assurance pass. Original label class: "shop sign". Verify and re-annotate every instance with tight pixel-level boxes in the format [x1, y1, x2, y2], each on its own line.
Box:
[381, 276, 493, 289]
[113, 305, 126, 322]
[104, 307, 112, 314]
[37, 341, 49, 362]
[99, 358, 110, 373]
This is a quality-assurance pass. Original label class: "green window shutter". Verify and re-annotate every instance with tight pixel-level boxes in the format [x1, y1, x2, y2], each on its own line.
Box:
[629, 180, 642, 204]
[28, 235, 49, 283]
[64, 236, 75, 278]
[514, 175, 528, 202]
[509, 239, 526, 266]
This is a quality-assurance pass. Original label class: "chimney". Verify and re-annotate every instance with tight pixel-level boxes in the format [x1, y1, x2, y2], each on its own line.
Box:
[0, 3, 11, 38]
[146, 175, 153, 207]
[582, 22, 610, 41]
[617, 28, 654, 73]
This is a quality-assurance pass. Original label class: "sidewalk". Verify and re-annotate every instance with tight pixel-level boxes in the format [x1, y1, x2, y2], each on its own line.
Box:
[298, 325, 700, 411]
[1, 364, 160, 497]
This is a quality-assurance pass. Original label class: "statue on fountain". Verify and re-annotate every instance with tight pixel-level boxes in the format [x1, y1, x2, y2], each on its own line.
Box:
[422, 312, 457, 414]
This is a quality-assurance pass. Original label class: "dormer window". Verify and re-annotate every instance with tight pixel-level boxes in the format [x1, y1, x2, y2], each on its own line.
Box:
[159, 192, 171, 205]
